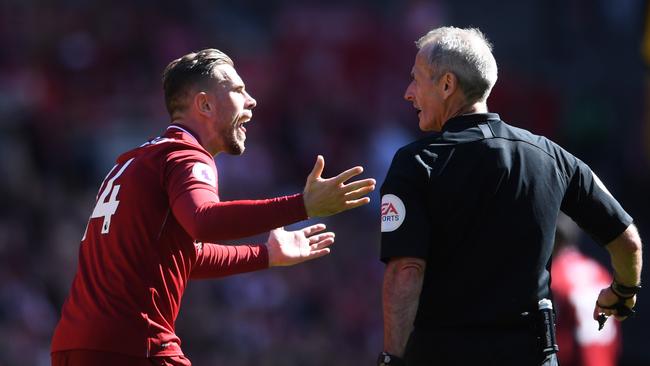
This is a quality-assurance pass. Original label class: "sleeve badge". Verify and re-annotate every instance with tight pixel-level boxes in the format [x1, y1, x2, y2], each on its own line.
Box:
[381, 194, 406, 232]
[192, 162, 217, 187]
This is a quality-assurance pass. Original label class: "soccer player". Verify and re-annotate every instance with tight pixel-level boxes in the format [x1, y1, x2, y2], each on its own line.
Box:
[377, 27, 642, 366]
[51, 49, 376, 366]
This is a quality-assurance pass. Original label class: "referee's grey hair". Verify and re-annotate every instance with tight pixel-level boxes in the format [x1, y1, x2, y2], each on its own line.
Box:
[416, 27, 498, 104]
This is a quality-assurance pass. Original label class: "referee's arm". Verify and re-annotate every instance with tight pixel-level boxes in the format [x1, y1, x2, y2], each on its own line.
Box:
[382, 256, 426, 357]
[559, 156, 641, 321]
[594, 224, 643, 320]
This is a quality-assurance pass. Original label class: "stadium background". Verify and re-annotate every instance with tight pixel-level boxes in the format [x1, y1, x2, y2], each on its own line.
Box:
[1, 0, 649, 365]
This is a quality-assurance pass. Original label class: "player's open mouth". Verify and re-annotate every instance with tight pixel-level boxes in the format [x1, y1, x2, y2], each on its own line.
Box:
[238, 114, 251, 133]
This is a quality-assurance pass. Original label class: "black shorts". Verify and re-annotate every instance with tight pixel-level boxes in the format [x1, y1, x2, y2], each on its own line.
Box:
[404, 327, 558, 366]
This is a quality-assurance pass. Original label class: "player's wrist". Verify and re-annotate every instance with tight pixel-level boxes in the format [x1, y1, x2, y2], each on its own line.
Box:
[264, 239, 280, 267]
[301, 193, 315, 218]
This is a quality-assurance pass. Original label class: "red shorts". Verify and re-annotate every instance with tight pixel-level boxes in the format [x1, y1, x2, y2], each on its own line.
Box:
[51, 350, 192, 366]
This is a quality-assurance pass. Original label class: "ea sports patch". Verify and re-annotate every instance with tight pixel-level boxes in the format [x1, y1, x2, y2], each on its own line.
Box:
[381, 194, 406, 232]
[192, 162, 216, 187]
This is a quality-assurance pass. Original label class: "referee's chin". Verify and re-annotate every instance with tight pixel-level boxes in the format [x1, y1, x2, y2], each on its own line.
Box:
[418, 122, 438, 132]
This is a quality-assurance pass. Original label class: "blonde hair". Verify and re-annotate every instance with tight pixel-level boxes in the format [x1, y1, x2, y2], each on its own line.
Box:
[162, 49, 234, 115]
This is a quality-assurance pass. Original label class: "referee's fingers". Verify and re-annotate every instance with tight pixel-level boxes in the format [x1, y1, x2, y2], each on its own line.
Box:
[593, 302, 617, 321]
[301, 223, 326, 237]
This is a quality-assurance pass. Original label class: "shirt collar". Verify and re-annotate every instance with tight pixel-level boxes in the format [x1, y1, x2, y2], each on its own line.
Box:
[166, 124, 202, 146]
[441, 113, 501, 132]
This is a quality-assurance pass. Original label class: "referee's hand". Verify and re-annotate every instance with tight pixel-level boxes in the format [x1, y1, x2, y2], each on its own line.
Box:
[593, 286, 636, 322]
[266, 224, 335, 267]
[303, 155, 376, 217]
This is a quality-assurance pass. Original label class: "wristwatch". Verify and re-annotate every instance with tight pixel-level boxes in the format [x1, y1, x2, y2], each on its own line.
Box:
[611, 281, 642, 299]
[377, 352, 406, 366]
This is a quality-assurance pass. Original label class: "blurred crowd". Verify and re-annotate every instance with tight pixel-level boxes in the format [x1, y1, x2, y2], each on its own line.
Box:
[1, 0, 649, 365]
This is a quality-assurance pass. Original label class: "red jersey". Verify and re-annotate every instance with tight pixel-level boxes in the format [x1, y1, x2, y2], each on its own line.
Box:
[551, 247, 621, 366]
[51, 125, 307, 357]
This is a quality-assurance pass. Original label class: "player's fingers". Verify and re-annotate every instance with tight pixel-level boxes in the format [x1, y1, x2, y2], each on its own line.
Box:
[334, 166, 364, 184]
[308, 232, 335, 244]
[307, 155, 325, 181]
[344, 197, 371, 210]
[306, 248, 331, 260]
[344, 185, 376, 200]
[310, 236, 335, 250]
[342, 178, 376, 192]
[301, 223, 327, 237]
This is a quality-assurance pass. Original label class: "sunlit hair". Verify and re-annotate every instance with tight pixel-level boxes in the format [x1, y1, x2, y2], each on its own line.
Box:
[416, 27, 498, 104]
[162, 49, 234, 116]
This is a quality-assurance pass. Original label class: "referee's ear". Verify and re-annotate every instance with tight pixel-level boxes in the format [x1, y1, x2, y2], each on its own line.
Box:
[440, 72, 458, 99]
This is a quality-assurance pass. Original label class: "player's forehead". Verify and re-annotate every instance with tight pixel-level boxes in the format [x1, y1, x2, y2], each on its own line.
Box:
[214, 64, 244, 88]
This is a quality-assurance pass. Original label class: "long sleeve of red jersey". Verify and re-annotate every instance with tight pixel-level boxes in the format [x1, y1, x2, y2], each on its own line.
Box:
[164, 145, 308, 243]
[172, 189, 307, 242]
[190, 243, 269, 279]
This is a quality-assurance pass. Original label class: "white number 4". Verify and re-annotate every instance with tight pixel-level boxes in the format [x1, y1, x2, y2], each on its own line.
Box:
[82, 158, 134, 240]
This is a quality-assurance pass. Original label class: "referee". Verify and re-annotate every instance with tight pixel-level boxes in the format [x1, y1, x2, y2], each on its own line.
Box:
[377, 27, 643, 366]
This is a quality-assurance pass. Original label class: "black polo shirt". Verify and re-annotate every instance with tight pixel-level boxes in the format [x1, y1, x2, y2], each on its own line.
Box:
[380, 113, 632, 329]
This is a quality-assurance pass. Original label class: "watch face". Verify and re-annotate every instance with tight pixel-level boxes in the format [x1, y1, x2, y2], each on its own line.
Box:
[378, 352, 392, 365]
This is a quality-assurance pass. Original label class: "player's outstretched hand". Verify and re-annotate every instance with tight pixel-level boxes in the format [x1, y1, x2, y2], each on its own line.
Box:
[267, 224, 335, 267]
[303, 155, 376, 217]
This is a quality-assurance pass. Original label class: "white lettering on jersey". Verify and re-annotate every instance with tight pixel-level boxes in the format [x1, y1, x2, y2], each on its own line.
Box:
[82, 158, 134, 240]
[140, 137, 173, 147]
[381, 194, 406, 232]
[192, 162, 216, 187]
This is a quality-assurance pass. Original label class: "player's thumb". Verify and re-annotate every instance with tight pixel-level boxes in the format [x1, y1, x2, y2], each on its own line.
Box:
[308, 155, 324, 181]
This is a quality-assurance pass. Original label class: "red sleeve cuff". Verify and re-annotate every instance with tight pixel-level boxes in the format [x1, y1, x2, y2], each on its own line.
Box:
[191, 243, 270, 279]
[281, 192, 309, 222]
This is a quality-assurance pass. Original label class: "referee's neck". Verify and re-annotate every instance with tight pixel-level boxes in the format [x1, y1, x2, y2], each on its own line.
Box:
[448, 102, 488, 120]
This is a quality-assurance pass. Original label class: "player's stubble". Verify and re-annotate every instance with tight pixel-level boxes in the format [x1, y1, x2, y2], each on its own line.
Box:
[223, 111, 247, 155]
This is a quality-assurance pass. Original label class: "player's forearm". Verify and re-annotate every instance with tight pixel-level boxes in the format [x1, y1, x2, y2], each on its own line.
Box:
[173, 189, 308, 242]
[382, 257, 425, 357]
[606, 224, 643, 286]
[190, 243, 269, 279]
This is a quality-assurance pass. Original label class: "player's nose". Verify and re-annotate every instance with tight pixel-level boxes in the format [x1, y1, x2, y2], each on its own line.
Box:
[245, 90, 257, 109]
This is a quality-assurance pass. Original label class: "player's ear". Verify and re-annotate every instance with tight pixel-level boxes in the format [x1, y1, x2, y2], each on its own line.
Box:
[195, 92, 213, 116]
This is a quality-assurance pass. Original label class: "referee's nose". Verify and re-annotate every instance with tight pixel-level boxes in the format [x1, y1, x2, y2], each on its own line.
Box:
[404, 80, 415, 102]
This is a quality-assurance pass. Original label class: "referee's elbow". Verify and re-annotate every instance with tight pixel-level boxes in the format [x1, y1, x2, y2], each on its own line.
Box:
[387, 257, 426, 278]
